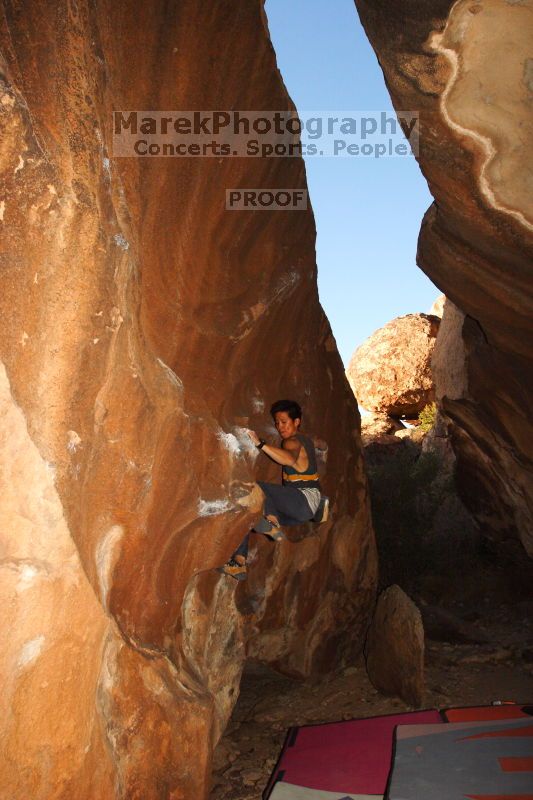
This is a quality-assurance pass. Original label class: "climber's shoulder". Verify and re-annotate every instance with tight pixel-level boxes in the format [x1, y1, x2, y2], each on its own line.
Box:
[282, 435, 301, 453]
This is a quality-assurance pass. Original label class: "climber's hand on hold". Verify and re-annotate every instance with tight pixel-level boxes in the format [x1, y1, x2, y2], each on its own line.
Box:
[246, 429, 261, 446]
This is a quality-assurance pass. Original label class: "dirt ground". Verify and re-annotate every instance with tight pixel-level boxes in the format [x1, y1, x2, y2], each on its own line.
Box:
[209, 599, 533, 799]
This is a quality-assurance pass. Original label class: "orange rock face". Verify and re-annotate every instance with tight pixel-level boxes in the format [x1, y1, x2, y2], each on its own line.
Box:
[0, 1, 376, 797]
[355, 0, 533, 555]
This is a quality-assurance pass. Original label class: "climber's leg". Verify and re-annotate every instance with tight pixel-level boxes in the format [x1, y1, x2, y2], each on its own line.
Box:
[217, 534, 249, 581]
[233, 533, 250, 559]
[216, 553, 247, 581]
[253, 512, 286, 541]
[258, 481, 315, 523]
[254, 482, 315, 541]
[217, 484, 314, 580]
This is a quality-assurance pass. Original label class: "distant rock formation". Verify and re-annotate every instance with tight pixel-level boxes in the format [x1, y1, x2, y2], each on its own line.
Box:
[361, 411, 405, 440]
[355, 0, 533, 557]
[347, 313, 440, 419]
[352, 304, 482, 606]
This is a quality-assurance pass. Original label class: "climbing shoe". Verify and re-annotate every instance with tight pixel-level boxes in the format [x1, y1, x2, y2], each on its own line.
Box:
[266, 526, 286, 542]
[217, 556, 247, 581]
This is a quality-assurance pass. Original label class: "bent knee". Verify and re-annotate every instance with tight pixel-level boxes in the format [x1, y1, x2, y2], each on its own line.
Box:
[255, 481, 267, 498]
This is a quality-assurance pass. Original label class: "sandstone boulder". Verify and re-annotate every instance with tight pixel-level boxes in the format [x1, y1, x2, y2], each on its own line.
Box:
[365, 585, 425, 707]
[347, 313, 440, 418]
[431, 298, 533, 556]
[0, 2, 377, 797]
[361, 412, 405, 440]
[354, 0, 533, 557]
[394, 427, 427, 443]
[431, 300, 467, 404]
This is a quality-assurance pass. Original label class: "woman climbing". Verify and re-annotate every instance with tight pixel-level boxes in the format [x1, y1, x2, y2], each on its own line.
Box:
[218, 399, 327, 581]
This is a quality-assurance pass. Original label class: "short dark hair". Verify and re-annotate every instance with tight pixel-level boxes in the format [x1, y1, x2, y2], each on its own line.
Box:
[270, 399, 302, 421]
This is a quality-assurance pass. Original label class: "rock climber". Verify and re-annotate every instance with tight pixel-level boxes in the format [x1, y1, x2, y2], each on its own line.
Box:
[218, 399, 327, 581]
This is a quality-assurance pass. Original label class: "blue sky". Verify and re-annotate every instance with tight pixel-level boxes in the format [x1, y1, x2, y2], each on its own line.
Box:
[264, 0, 439, 366]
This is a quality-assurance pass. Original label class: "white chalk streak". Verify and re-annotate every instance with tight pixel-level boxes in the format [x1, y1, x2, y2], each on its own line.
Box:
[95, 525, 124, 610]
[197, 498, 233, 517]
[17, 635, 45, 668]
[217, 430, 242, 457]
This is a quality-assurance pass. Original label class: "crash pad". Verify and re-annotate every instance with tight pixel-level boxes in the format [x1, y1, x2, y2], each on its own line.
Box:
[443, 703, 533, 723]
[269, 783, 381, 800]
[264, 709, 442, 798]
[386, 717, 533, 799]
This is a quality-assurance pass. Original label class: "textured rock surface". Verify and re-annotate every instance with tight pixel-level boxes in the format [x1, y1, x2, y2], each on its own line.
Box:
[361, 411, 405, 441]
[365, 585, 425, 707]
[354, 0, 533, 556]
[421, 605, 490, 645]
[429, 294, 445, 318]
[0, 2, 376, 797]
[432, 298, 533, 555]
[431, 299, 468, 405]
[346, 313, 440, 417]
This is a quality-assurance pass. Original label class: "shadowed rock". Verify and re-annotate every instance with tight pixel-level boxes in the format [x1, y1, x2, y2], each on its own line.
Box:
[355, 0, 533, 557]
[421, 604, 491, 645]
[365, 584, 425, 707]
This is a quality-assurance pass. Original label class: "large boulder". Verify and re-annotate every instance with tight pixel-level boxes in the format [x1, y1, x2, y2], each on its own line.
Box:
[355, 0, 533, 557]
[365, 585, 425, 707]
[0, 3, 377, 797]
[346, 313, 440, 418]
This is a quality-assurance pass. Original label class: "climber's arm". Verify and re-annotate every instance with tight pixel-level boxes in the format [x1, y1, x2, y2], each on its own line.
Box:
[246, 429, 300, 466]
[264, 436, 300, 466]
